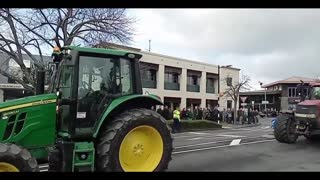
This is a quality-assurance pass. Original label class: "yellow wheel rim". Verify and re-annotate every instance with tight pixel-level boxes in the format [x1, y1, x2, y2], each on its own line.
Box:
[0, 162, 19, 172]
[119, 125, 164, 172]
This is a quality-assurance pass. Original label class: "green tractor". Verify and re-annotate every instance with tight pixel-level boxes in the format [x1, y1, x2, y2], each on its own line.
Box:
[0, 46, 173, 172]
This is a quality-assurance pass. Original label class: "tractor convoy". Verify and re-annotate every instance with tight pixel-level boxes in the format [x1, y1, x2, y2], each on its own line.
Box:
[0, 46, 173, 172]
[274, 81, 320, 143]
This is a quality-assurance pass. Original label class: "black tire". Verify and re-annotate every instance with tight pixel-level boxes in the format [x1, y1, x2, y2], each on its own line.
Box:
[96, 108, 173, 172]
[274, 114, 298, 144]
[0, 143, 39, 172]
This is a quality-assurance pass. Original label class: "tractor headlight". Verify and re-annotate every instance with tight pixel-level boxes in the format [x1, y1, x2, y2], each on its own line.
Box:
[295, 113, 317, 118]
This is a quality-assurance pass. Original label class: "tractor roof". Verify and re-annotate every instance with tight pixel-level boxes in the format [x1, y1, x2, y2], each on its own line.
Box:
[63, 46, 142, 59]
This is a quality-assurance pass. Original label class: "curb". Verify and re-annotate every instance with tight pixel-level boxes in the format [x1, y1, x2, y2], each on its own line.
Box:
[224, 123, 262, 129]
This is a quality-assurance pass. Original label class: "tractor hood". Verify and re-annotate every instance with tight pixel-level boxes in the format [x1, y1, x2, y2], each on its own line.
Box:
[298, 100, 320, 107]
[0, 93, 57, 113]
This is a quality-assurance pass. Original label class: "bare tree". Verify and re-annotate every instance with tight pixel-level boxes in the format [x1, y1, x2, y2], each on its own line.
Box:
[222, 74, 251, 124]
[0, 8, 135, 93]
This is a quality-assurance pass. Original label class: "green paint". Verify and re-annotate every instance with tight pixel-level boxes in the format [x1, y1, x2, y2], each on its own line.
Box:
[93, 94, 162, 138]
[29, 147, 50, 160]
[0, 93, 56, 110]
[72, 142, 95, 172]
[65, 46, 142, 58]
[0, 93, 57, 160]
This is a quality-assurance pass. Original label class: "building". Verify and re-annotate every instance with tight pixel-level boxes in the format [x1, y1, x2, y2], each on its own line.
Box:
[0, 44, 240, 111]
[97, 43, 240, 111]
[239, 76, 317, 111]
[239, 90, 281, 112]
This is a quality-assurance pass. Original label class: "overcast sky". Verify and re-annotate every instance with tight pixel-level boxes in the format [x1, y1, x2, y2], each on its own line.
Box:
[128, 9, 320, 90]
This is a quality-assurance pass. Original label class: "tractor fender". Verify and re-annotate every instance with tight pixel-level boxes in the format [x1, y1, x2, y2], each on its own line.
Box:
[92, 94, 163, 138]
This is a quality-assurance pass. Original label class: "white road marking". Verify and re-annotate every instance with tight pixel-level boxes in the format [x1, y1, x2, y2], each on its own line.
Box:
[176, 135, 272, 149]
[216, 135, 246, 138]
[172, 139, 275, 154]
[229, 139, 241, 146]
[231, 128, 251, 131]
[187, 137, 203, 141]
[174, 127, 271, 139]
[188, 132, 209, 135]
[261, 134, 275, 138]
[222, 126, 232, 129]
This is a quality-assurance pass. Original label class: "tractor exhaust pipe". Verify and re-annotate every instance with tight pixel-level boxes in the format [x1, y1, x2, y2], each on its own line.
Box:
[36, 70, 45, 95]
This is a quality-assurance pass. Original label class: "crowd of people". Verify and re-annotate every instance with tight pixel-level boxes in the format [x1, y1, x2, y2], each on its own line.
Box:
[152, 105, 260, 125]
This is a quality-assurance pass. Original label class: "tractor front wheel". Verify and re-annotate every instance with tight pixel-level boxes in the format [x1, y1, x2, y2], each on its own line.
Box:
[96, 108, 173, 172]
[0, 143, 38, 172]
[274, 114, 298, 144]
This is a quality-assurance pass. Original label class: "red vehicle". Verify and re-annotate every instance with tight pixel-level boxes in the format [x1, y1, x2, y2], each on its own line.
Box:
[274, 81, 320, 143]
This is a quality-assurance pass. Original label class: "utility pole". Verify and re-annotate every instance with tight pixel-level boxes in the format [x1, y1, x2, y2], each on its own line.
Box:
[259, 81, 267, 111]
[148, 40, 151, 52]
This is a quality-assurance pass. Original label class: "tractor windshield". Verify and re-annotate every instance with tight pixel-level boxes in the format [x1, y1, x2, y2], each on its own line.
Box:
[311, 87, 320, 100]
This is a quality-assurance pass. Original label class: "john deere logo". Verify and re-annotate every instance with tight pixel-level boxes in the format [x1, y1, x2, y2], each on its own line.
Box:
[2, 110, 19, 119]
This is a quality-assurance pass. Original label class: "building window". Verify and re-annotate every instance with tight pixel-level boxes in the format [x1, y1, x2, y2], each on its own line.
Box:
[227, 100, 232, 109]
[227, 77, 232, 86]
[206, 78, 215, 93]
[187, 75, 199, 85]
[142, 69, 156, 81]
[288, 87, 297, 97]
[165, 72, 179, 83]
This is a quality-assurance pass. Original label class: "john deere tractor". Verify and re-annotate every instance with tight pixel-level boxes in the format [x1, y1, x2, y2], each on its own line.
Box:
[0, 46, 173, 172]
[274, 81, 320, 144]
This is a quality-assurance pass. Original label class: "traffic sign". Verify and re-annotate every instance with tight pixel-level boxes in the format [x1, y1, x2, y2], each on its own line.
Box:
[240, 96, 248, 102]
[241, 103, 247, 106]
[262, 101, 269, 104]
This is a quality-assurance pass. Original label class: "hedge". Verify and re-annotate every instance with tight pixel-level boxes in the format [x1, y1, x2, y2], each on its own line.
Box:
[166, 120, 222, 131]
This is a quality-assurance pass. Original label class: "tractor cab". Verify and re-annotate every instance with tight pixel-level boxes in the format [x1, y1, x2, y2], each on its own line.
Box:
[49, 46, 144, 138]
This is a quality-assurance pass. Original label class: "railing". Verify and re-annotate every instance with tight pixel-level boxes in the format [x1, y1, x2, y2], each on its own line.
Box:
[206, 87, 215, 94]
[164, 82, 180, 91]
[142, 80, 157, 88]
[187, 84, 200, 92]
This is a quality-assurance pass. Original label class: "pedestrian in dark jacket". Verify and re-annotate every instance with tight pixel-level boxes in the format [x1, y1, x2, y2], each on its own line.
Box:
[162, 105, 170, 120]
[198, 108, 203, 120]
[181, 108, 187, 120]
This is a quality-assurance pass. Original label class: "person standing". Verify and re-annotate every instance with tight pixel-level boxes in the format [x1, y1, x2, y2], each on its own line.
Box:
[198, 108, 203, 120]
[181, 108, 187, 120]
[172, 107, 181, 133]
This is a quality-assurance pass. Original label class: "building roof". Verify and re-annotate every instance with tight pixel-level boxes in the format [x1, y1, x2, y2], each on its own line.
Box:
[261, 76, 318, 88]
[240, 90, 281, 96]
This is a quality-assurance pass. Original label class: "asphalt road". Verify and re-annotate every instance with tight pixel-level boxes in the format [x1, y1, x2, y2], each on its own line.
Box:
[38, 117, 320, 172]
[168, 118, 320, 171]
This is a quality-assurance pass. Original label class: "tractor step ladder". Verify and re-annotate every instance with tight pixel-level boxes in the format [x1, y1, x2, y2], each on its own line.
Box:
[72, 142, 95, 172]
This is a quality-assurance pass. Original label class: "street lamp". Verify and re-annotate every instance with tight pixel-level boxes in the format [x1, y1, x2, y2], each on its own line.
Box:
[259, 81, 267, 112]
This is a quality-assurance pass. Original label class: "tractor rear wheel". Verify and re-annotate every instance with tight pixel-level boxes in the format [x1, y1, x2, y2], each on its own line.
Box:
[274, 114, 298, 144]
[96, 108, 173, 172]
[0, 143, 38, 172]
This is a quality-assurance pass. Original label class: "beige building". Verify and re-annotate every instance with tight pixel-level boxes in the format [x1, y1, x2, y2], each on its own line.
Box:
[97, 43, 240, 111]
